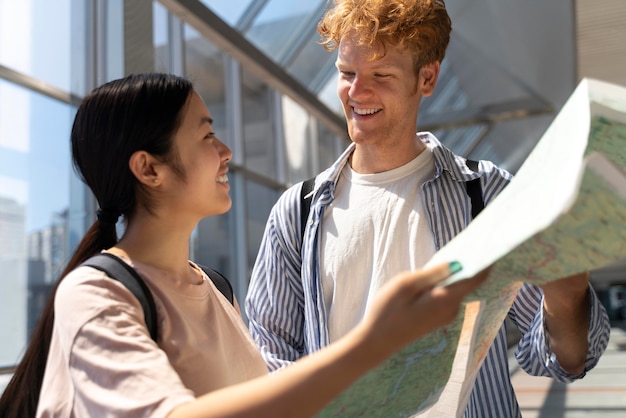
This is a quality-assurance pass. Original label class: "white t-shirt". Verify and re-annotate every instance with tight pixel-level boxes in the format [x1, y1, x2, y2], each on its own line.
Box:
[321, 148, 437, 342]
[37, 255, 268, 418]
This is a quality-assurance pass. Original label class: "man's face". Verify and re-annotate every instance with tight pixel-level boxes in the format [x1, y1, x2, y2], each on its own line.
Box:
[336, 34, 427, 148]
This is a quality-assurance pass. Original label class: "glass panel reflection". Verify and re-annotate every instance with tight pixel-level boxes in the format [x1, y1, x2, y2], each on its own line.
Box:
[198, 0, 254, 26]
[153, 1, 170, 73]
[317, 122, 345, 171]
[245, 0, 320, 60]
[318, 74, 343, 116]
[242, 69, 276, 178]
[282, 94, 312, 183]
[184, 24, 229, 146]
[285, 34, 335, 89]
[0, 79, 74, 366]
[254, 0, 319, 23]
[193, 212, 233, 284]
[245, 179, 280, 278]
[0, 0, 71, 92]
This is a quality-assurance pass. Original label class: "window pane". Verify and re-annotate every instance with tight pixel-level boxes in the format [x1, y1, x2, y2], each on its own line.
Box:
[318, 74, 343, 116]
[244, 0, 321, 61]
[0, 0, 71, 91]
[193, 213, 233, 281]
[0, 79, 74, 367]
[199, 0, 255, 26]
[245, 179, 280, 277]
[103, 0, 124, 83]
[254, 0, 320, 24]
[184, 24, 229, 145]
[282, 94, 312, 183]
[153, 1, 170, 73]
[318, 122, 345, 171]
[286, 34, 336, 89]
[242, 69, 276, 178]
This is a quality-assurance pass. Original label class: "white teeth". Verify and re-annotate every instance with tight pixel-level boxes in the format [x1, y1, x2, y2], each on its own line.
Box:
[216, 175, 228, 183]
[354, 108, 380, 115]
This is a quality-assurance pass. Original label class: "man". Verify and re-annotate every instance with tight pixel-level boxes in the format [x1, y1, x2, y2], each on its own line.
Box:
[245, 0, 610, 416]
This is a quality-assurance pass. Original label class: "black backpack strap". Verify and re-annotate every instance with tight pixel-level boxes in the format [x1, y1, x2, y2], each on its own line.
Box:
[81, 255, 235, 344]
[300, 162, 483, 233]
[81, 253, 158, 341]
[300, 177, 316, 242]
[465, 159, 484, 218]
[198, 265, 234, 305]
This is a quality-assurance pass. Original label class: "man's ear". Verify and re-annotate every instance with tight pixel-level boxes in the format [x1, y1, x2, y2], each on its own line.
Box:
[129, 150, 161, 187]
[418, 61, 441, 97]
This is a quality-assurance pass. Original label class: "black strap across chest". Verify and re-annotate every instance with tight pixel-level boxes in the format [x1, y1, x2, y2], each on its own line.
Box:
[81, 252, 233, 342]
[465, 159, 484, 218]
[299, 159, 484, 241]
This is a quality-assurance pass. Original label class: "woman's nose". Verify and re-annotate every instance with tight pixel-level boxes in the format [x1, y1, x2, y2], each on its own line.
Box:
[222, 144, 232, 163]
[216, 138, 232, 163]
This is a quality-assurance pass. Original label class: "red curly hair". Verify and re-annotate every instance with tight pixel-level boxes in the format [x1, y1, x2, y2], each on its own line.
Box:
[318, 0, 451, 73]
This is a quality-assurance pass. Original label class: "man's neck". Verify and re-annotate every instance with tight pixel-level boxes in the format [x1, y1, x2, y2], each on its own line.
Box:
[350, 138, 427, 174]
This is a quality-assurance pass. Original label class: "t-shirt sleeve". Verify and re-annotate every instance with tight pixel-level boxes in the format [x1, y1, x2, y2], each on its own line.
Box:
[53, 267, 195, 417]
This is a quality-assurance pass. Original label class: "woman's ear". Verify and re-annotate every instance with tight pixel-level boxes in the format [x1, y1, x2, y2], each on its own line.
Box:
[418, 61, 441, 97]
[129, 151, 161, 187]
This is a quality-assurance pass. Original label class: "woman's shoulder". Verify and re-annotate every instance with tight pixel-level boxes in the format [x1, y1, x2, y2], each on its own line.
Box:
[55, 265, 146, 334]
[57, 264, 138, 303]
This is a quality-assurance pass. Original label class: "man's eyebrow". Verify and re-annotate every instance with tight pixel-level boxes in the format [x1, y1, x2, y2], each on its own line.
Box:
[335, 60, 398, 71]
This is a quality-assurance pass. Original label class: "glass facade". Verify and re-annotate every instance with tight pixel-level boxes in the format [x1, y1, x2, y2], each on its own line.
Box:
[0, 0, 346, 383]
[0, 0, 75, 372]
[0, 0, 71, 91]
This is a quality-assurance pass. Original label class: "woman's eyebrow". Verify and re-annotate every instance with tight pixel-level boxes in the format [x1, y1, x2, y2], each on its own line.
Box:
[199, 116, 213, 127]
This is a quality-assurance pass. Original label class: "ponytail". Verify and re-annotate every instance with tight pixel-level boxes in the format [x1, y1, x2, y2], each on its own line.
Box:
[0, 221, 117, 418]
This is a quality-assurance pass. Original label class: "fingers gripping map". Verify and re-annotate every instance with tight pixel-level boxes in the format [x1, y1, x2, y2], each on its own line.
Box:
[317, 79, 626, 418]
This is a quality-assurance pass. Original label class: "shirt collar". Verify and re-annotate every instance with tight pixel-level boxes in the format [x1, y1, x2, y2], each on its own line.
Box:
[313, 132, 481, 198]
[420, 132, 482, 182]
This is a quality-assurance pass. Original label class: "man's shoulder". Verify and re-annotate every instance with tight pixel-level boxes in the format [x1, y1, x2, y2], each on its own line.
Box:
[419, 131, 511, 179]
[277, 180, 312, 207]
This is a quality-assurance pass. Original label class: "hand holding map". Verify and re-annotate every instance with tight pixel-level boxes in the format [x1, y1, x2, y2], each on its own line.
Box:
[318, 78, 626, 418]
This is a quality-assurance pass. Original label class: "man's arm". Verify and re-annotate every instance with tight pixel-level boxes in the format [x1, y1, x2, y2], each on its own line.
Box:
[541, 272, 592, 375]
[245, 186, 307, 371]
[512, 279, 610, 381]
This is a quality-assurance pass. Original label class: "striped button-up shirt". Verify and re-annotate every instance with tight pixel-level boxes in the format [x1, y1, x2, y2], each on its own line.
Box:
[245, 132, 610, 417]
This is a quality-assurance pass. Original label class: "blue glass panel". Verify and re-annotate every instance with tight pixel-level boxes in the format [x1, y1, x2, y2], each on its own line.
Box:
[0, 79, 74, 367]
[199, 0, 254, 26]
[0, 0, 71, 92]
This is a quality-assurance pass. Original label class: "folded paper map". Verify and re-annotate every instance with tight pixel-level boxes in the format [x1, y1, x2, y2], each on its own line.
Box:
[317, 78, 626, 418]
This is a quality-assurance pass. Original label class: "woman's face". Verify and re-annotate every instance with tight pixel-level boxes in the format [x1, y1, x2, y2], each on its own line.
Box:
[166, 92, 233, 219]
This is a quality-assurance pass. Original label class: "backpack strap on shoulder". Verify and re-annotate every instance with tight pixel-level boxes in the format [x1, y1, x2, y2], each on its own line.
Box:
[465, 159, 484, 219]
[300, 177, 316, 243]
[81, 254, 235, 344]
[198, 265, 234, 305]
[81, 253, 158, 341]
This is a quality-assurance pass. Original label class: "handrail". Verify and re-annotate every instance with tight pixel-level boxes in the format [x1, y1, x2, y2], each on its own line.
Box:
[0, 365, 17, 375]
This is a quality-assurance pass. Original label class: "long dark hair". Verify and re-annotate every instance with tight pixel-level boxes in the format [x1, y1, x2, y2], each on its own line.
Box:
[0, 73, 193, 418]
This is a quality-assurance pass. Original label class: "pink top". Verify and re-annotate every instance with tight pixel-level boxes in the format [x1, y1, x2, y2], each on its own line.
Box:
[37, 255, 268, 417]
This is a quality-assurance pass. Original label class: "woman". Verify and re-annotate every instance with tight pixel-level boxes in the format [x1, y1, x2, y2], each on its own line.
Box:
[0, 73, 483, 417]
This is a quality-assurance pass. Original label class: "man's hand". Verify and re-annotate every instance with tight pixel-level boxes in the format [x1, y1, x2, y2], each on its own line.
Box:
[540, 271, 591, 375]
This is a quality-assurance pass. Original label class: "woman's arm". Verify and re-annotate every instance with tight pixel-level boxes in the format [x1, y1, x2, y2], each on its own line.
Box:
[169, 263, 486, 418]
